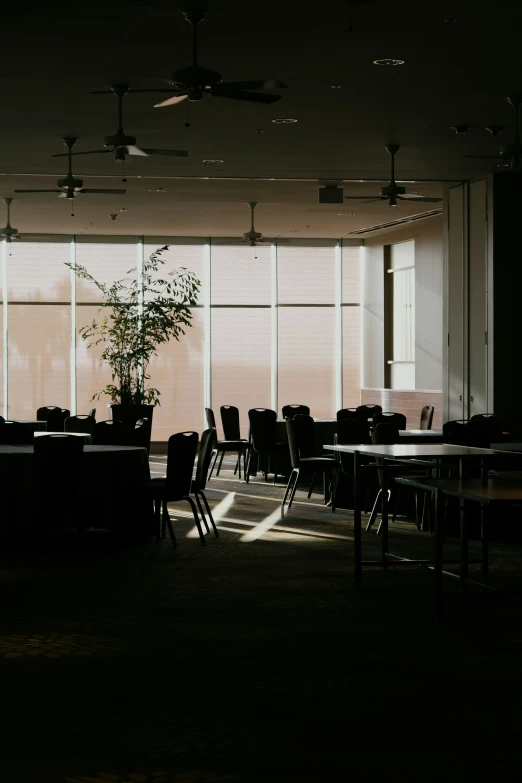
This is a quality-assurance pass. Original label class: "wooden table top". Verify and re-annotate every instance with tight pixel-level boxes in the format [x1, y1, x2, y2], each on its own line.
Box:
[395, 477, 522, 503]
[324, 443, 497, 458]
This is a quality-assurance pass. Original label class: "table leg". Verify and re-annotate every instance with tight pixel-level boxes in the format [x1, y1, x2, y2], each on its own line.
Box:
[460, 500, 470, 589]
[353, 450, 362, 583]
[434, 488, 444, 616]
[481, 503, 489, 583]
[381, 461, 389, 567]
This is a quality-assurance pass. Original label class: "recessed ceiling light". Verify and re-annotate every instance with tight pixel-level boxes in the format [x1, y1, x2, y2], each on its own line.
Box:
[272, 118, 298, 124]
[330, 84, 342, 89]
[337, 213, 349, 216]
[254, 129, 264, 134]
[201, 159, 224, 165]
[148, 187, 167, 193]
[373, 58, 405, 66]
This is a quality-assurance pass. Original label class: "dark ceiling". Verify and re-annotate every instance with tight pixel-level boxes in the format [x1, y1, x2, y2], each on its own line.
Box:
[1, 0, 520, 235]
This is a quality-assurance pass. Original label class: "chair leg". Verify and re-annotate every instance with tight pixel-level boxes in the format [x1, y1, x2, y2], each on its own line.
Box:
[288, 468, 300, 508]
[208, 449, 218, 480]
[200, 491, 219, 538]
[185, 496, 205, 545]
[273, 454, 279, 485]
[366, 489, 382, 532]
[282, 468, 298, 509]
[237, 452, 242, 480]
[216, 452, 225, 477]
[162, 501, 177, 548]
[376, 489, 392, 536]
[195, 492, 210, 534]
[307, 472, 316, 499]
[245, 450, 251, 484]
[234, 456, 239, 475]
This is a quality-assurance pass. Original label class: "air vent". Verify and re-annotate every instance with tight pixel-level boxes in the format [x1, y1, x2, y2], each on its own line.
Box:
[347, 209, 442, 235]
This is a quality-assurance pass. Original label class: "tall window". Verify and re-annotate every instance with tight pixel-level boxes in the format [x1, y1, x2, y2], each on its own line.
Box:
[0, 236, 362, 438]
[385, 240, 415, 389]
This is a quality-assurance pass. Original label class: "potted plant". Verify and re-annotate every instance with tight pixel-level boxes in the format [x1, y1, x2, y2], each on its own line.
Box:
[67, 245, 200, 442]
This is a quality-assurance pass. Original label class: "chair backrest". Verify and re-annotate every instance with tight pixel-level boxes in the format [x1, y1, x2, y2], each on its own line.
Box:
[37, 406, 70, 432]
[373, 412, 407, 431]
[468, 413, 503, 447]
[195, 427, 217, 491]
[166, 431, 199, 499]
[220, 405, 241, 440]
[205, 407, 217, 430]
[92, 419, 124, 446]
[337, 408, 358, 422]
[337, 419, 371, 445]
[286, 414, 316, 467]
[443, 419, 470, 446]
[371, 423, 399, 446]
[0, 421, 33, 445]
[64, 415, 95, 435]
[420, 405, 435, 430]
[33, 433, 84, 498]
[89, 408, 97, 420]
[356, 404, 383, 421]
[282, 404, 310, 419]
[131, 418, 150, 452]
[248, 408, 277, 454]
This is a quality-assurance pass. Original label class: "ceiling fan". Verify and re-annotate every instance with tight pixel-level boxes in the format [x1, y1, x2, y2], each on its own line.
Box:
[14, 138, 127, 204]
[242, 202, 290, 247]
[142, 7, 287, 108]
[52, 85, 189, 168]
[463, 95, 522, 170]
[0, 198, 20, 243]
[320, 145, 442, 207]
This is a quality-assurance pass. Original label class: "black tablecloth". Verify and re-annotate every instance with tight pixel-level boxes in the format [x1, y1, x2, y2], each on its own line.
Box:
[5, 420, 47, 433]
[276, 418, 338, 455]
[0, 444, 151, 538]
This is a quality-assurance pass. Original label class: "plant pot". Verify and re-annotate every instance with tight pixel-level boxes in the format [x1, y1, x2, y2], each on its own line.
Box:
[108, 404, 155, 451]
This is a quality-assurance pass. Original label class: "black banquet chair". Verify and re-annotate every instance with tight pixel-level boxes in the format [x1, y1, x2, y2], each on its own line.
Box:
[373, 412, 407, 431]
[355, 404, 382, 422]
[148, 431, 205, 547]
[337, 408, 358, 421]
[190, 428, 219, 539]
[37, 406, 70, 432]
[92, 419, 124, 446]
[282, 404, 310, 419]
[420, 405, 434, 430]
[247, 408, 288, 484]
[33, 433, 84, 533]
[282, 414, 338, 512]
[64, 414, 95, 436]
[205, 407, 249, 480]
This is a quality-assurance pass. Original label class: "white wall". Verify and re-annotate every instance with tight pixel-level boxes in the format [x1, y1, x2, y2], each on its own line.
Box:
[361, 215, 443, 391]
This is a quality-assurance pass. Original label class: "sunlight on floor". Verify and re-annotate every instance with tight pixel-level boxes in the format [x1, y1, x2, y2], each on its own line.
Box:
[240, 506, 283, 542]
[186, 491, 236, 538]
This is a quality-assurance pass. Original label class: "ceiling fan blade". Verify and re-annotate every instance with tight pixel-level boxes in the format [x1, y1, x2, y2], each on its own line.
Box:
[154, 94, 188, 107]
[14, 189, 60, 193]
[58, 192, 68, 198]
[124, 145, 149, 157]
[210, 89, 281, 104]
[362, 198, 387, 204]
[140, 148, 189, 157]
[462, 154, 503, 159]
[398, 196, 442, 203]
[215, 79, 288, 91]
[52, 150, 110, 157]
[81, 189, 127, 195]
[342, 195, 382, 200]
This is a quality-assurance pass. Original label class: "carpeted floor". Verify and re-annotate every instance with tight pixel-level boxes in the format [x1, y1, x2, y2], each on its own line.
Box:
[2, 455, 522, 782]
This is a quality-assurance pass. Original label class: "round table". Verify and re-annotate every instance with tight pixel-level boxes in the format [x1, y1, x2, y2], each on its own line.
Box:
[0, 444, 152, 539]
[34, 431, 92, 444]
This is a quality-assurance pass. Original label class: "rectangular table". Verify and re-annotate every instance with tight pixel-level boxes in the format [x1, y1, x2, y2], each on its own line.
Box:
[398, 429, 443, 443]
[324, 443, 497, 589]
[396, 476, 522, 613]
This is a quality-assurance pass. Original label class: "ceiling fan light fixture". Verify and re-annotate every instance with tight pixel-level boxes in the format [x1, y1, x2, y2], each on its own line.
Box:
[271, 118, 298, 124]
[373, 58, 405, 66]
